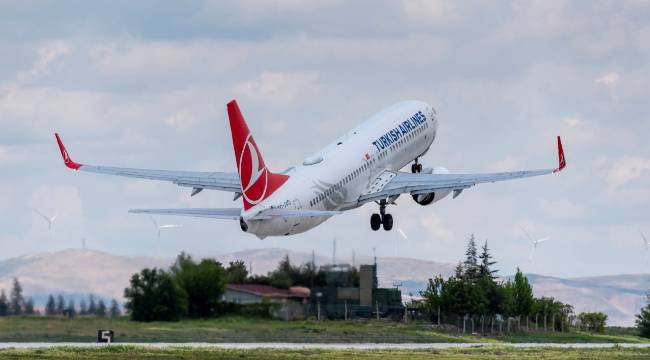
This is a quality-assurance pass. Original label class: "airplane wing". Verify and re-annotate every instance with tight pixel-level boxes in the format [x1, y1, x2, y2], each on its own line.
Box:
[359, 136, 566, 205]
[55, 133, 240, 195]
[129, 208, 339, 220]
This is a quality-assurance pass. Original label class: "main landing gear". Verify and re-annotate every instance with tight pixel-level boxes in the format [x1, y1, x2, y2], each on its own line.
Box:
[411, 158, 422, 173]
[370, 200, 393, 231]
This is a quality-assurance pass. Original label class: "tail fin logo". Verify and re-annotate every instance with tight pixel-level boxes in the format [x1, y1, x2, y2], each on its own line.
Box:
[239, 134, 268, 205]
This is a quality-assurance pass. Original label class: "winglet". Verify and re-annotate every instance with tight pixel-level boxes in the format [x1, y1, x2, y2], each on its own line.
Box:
[54, 133, 82, 171]
[554, 135, 566, 173]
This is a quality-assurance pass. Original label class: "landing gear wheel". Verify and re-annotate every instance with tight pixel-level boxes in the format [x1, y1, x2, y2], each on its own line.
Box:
[370, 213, 382, 231]
[411, 162, 423, 173]
[382, 214, 393, 231]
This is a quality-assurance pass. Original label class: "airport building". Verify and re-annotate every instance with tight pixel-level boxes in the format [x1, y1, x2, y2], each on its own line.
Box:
[309, 263, 404, 319]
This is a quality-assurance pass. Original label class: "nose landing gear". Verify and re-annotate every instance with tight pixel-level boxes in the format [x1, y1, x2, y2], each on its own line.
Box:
[370, 200, 393, 231]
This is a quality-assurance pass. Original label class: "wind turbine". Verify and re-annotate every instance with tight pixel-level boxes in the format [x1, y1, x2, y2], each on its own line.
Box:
[397, 227, 409, 241]
[521, 227, 549, 263]
[149, 216, 181, 240]
[641, 232, 649, 261]
[35, 209, 57, 240]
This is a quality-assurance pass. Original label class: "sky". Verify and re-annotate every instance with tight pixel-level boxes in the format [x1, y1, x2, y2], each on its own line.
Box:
[1, 0, 649, 278]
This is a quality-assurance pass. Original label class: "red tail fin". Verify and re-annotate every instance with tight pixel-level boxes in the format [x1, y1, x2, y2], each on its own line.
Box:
[554, 136, 566, 173]
[227, 100, 288, 210]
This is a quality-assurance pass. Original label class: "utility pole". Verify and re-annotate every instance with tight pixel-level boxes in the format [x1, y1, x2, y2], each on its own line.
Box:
[376, 301, 379, 320]
[344, 300, 348, 321]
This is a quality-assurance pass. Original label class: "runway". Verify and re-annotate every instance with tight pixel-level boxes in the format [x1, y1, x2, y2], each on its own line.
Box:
[1, 342, 650, 350]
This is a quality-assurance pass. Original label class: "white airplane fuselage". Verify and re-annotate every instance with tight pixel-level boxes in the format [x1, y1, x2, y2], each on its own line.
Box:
[243, 100, 438, 238]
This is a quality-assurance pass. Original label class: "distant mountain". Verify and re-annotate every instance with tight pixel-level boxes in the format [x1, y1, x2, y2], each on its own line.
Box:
[524, 273, 649, 327]
[0, 249, 169, 305]
[0, 248, 645, 326]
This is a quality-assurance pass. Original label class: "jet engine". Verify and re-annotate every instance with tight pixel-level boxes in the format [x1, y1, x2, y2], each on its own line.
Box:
[411, 166, 452, 206]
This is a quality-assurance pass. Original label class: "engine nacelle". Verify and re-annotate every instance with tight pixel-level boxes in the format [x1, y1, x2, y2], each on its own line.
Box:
[412, 166, 452, 206]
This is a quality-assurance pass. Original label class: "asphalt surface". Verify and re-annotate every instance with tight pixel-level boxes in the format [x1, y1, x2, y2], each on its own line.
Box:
[1, 343, 650, 350]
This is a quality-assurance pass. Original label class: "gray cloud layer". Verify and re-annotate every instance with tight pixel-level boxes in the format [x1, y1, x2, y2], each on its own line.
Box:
[1, 0, 649, 277]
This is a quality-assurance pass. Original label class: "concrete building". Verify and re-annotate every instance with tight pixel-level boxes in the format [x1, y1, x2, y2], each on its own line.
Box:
[310, 263, 403, 319]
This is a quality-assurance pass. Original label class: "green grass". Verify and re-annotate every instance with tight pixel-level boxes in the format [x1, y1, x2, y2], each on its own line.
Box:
[0, 316, 647, 344]
[2, 346, 650, 359]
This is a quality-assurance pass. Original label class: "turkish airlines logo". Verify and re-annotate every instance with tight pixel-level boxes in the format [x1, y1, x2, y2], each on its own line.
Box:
[238, 134, 268, 205]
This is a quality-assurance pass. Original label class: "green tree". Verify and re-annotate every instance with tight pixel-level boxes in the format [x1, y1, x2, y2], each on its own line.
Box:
[421, 275, 444, 317]
[478, 241, 497, 280]
[225, 260, 249, 284]
[96, 299, 107, 317]
[499, 281, 516, 317]
[170, 253, 227, 318]
[56, 294, 65, 315]
[66, 299, 76, 318]
[636, 293, 650, 338]
[45, 294, 56, 316]
[24, 298, 35, 315]
[578, 312, 607, 333]
[88, 295, 97, 315]
[463, 235, 479, 282]
[9, 278, 24, 315]
[124, 267, 188, 322]
[79, 299, 88, 315]
[268, 255, 295, 288]
[0, 290, 8, 316]
[513, 269, 533, 316]
[109, 299, 121, 318]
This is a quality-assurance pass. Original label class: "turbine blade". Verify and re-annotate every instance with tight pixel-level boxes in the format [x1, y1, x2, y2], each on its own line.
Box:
[397, 228, 408, 240]
[34, 209, 51, 224]
[521, 227, 534, 242]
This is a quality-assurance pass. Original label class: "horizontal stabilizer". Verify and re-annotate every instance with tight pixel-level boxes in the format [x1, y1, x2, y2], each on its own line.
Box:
[128, 207, 340, 220]
[129, 208, 241, 220]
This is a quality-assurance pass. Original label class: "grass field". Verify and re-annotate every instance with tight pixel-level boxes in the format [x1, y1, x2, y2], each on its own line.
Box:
[0, 316, 648, 344]
[2, 346, 650, 359]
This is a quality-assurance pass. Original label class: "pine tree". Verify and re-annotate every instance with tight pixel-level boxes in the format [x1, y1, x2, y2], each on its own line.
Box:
[88, 294, 97, 315]
[45, 294, 56, 315]
[96, 299, 107, 317]
[24, 298, 35, 315]
[0, 290, 8, 316]
[636, 292, 650, 338]
[79, 299, 88, 315]
[9, 278, 24, 315]
[453, 261, 464, 278]
[66, 299, 76, 318]
[56, 294, 65, 315]
[478, 241, 498, 279]
[109, 299, 121, 318]
[463, 234, 479, 281]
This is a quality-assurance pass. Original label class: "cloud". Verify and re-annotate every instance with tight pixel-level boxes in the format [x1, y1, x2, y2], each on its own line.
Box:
[233, 71, 320, 104]
[538, 199, 587, 219]
[605, 156, 650, 190]
[17, 40, 70, 82]
[485, 156, 520, 172]
[595, 72, 620, 85]
[401, 0, 462, 27]
[418, 213, 453, 242]
[165, 110, 195, 130]
[0, 146, 10, 164]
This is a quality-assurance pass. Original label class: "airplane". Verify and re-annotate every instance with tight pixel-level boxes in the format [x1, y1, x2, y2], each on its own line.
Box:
[55, 100, 566, 239]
